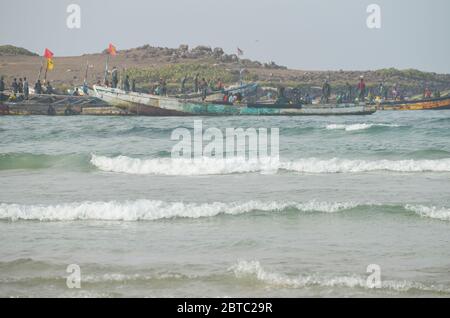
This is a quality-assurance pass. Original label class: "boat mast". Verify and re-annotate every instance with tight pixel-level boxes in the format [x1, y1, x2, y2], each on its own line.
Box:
[44, 60, 49, 83]
[36, 57, 45, 83]
[83, 60, 89, 84]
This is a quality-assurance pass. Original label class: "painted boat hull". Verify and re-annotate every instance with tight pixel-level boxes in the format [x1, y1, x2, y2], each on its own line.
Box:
[93, 86, 376, 116]
[0, 94, 109, 115]
[376, 96, 450, 110]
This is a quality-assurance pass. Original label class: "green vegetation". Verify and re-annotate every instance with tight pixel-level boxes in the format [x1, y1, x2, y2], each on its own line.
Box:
[124, 63, 258, 85]
[0, 45, 38, 56]
[375, 68, 438, 82]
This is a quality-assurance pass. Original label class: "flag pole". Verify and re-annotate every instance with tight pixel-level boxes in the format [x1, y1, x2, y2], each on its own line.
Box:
[37, 57, 45, 82]
[44, 60, 49, 83]
[84, 60, 89, 83]
[104, 54, 110, 85]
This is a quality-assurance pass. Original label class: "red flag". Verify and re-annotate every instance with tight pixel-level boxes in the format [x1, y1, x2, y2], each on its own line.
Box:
[44, 48, 54, 60]
[108, 43, 117, 56]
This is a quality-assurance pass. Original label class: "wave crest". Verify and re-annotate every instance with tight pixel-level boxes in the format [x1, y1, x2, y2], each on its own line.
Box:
[91, 155, 450, 175]
[326, 123, 400, 131]
[405, 205, 450, 221]
[0, 200, 358, 222]
[231, 261, 448, 293]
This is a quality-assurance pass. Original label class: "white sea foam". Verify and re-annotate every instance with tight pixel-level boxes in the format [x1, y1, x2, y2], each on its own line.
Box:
[326, 123, 400, 131]
[405, 205, 450, 221]
[231, 260, 447, 293]
[280, 158, 450, 173]
[0, 200, 358, 222]
[91, 154, 450, 175]
[91, 154, 280, 175]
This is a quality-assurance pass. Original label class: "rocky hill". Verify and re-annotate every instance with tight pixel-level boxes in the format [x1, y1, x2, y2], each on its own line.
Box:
[0, 44, 449, 96]
[0, 45, 38, 57]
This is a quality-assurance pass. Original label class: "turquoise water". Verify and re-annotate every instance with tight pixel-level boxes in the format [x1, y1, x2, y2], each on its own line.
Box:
[1, 111, 450, 297]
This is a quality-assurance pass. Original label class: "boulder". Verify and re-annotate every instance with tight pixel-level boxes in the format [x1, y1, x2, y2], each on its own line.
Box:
[213, 47, 224, 57]
[178, 44, 189, 52]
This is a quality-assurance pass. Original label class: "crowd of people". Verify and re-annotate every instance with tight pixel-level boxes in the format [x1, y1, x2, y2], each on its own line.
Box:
[2, 69, 444, 105]
[0, 76, 57, 101]
[321, 76, 442, 104]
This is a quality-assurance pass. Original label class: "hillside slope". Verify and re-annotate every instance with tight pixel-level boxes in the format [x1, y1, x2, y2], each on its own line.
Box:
[0, 44, 449, 96]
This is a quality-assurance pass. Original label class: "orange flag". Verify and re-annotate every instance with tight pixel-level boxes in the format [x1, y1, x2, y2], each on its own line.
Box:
[108, 43, 117, 56]
[44, 48, 54, 60]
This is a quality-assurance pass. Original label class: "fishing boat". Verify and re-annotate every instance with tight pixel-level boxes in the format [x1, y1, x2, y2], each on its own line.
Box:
[0, 93, 111, 115]
[92, 85, 376, 116]
[376, 95, 450, 110]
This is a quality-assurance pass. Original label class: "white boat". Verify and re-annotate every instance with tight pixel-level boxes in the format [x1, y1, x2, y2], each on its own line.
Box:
[92, 85, 376, 116]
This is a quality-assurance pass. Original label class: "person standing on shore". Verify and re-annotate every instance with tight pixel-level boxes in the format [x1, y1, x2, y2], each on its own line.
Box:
[23, 77, 29, 99]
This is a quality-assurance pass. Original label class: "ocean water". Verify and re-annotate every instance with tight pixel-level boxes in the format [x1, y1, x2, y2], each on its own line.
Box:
[1, 111, 450, 298]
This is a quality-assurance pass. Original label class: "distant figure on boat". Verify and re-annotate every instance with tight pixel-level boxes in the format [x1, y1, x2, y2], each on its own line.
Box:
[304, 93, 312, 105]
[23, 77, 29, 99]
[0, 76, 5, 93]
[321, 79, 331, 103]
[131, 79, 136, 92]
[344, 82, 353, 102]
[46, 81, 54, 95]
[392, 84, 400, 100]
[367, 89, 375, 103]
[111, 67, 119, 88]
[181, 75, 187, 94]
[378, 82, 387, 100]
[357, 76, 366, 102]
[12, 78, 18, 95]
[34, 80, 42, 95]
[0, 76, 6, 101]
[424, 87, 432, 99]
[47, 105, 56, 116]
[194, 73, 199, 93]
[82, 81, 89, 95]
[200, 78, 208, 101]
[277, 87, 289, 105]
[216, 78, 224, 92]
[124, 75, 130, 92]
[73, 87, 80, 96]
[18, 78, 24, 94]
[434, 90, 441, 99]
[159, 78, 167, 96]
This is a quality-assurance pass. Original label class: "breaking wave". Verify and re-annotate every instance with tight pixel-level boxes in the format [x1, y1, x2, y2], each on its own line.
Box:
[1, 200, 449, 222]
[0, 200, 358, 222]
[405, 205, 450, 221]
[231, 260, 449, 294]
[91, 155, 450, 175]
[326, 123, 401, 131]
